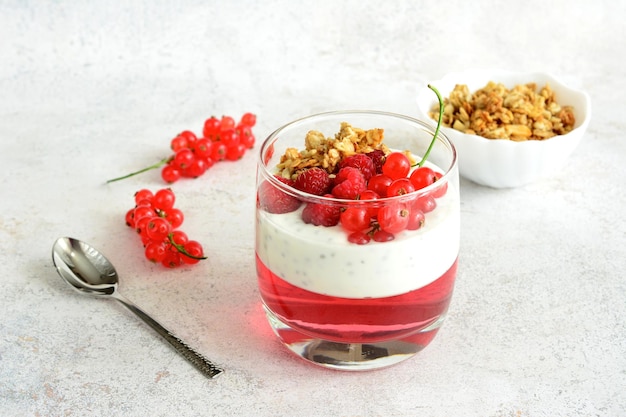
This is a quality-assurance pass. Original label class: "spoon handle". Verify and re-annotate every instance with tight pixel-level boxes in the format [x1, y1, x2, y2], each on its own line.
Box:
[113, 294, 224, 379]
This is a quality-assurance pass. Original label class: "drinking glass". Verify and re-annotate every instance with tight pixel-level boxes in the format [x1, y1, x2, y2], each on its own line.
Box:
[255, 110, 459, 370]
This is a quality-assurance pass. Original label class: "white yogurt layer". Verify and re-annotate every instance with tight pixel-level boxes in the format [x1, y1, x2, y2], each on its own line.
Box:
[256, 184, 460, 299]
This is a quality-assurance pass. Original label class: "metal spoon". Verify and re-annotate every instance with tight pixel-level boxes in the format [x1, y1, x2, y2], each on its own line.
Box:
[51, 236, 224, 379]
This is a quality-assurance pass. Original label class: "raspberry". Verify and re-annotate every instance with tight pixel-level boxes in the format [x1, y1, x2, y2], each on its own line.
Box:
[332, 167, 366, 199]
[258, 176, 301, 214]
[338, 154, 375, 180]
[293, 167, 331, 195]
[301, 195, 341, 226]
[366, 149, 386, 174]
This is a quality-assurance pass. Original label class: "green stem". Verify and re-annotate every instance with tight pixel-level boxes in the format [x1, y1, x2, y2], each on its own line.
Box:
[106, 157, 171, 183]
[167, 233, 207, 260]
[417, 84, 444, 167]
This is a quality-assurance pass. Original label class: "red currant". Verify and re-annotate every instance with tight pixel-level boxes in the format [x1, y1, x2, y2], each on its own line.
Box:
[414, 195, 437, 213]
[145, 241, 167, 263]
[178, 130, 197, 145]
[377, 203, 410, 234]
[161, 251, 182, 268]
[203, 116, 221, 139]
[220, 115, 236, 130]
[170, 134, 188, 152]
[431, 171, 448, 198]
[161, 164, 181, 183]
[134, 189, 154, 205]
[357, 189, 380, 219]
[348, 231, 371, 245]
[358, 189, 379, 200]
[219, 129, 240, 148]
[407, 208, 425, 230]
[367, 174, 392, 197]
[409, 166, 437, 190]
[153, 188, 176, 211]
[185, 158, 208, 178]
[145, 217, 172, 241]
[133, 206, 155, 222]
[170, 230, 188, 246]
[238, 125, 256, 149]
[173, 148, 196, 170]
[193, 138, 214, 159]
[372, 229, 395, 242]
[134, 216, 152, 236]
[139, 232, 152, 247]
[386, 178, 416, 197]
[382, 152, 410, 180]
[240, 112, 257, 127]
[340, 207, 371, 232]
[226, 143, 247, 161]
[125, 208, 136, 227]
[180, 240, 204, 265]
[163, 207, 184, 228]
[211, 142, 227, 162]
[134, 198, 153, 209]
[203, 156, 215, 170]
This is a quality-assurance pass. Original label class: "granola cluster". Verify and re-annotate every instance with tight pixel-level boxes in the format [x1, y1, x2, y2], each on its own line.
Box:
[429, 82, 576, 141]
[276, 122, 389, 179]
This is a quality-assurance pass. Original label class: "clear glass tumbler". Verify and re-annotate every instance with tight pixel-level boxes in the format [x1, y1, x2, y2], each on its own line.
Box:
[255, 110, 459, 370]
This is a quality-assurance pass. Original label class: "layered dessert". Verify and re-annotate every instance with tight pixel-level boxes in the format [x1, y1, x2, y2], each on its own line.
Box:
[255, 120, 459, 355]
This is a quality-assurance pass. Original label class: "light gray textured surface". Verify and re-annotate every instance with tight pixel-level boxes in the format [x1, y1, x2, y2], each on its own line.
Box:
[1, 1, 624, 416]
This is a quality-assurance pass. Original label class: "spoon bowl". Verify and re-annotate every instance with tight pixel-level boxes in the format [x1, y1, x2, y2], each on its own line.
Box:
[52, 237, 223, 379]
[53, 237, 118, 295]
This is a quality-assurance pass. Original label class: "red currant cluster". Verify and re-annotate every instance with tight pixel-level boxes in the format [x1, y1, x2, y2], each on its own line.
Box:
[108, 113, 256, 184]
[258, 151, 448, 244]
[162, 113, 257, 183]
[125, 188, 206, 267]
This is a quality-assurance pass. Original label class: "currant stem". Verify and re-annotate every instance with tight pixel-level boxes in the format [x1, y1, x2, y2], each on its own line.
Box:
[167, 233, 207, 260]
[417, 84, 444, 167]
[106, 157, 171, 183]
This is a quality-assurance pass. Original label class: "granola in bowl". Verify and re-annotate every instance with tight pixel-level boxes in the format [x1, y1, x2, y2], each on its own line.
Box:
[430, 81, 576, 141]
[416, 70, 591, 188]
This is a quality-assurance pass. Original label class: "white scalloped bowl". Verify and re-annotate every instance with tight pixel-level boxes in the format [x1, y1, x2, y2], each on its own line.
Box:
[415, 70, 591, 188]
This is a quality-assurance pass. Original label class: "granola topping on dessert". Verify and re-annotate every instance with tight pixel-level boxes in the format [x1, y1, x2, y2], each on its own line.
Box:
[276, 122, 389, 179]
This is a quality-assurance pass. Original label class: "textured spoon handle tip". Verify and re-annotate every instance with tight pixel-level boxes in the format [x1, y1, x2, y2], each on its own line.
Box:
[168, 331, 224, 378]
